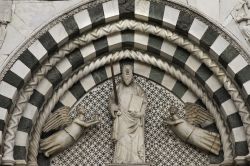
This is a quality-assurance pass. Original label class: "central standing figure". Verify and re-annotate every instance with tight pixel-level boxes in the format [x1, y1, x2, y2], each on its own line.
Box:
[109, 60, 147, 163]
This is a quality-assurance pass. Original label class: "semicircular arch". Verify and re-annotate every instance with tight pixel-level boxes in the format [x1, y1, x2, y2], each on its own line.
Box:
[0, 0, 250, 165]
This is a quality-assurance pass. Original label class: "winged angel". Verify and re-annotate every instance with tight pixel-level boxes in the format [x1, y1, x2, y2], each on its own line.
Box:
[164, 103, 221, 155]
[40, 106, 100, 157]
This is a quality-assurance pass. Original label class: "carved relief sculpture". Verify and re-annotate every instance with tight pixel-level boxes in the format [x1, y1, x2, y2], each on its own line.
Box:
[109, 61, 147, 164]
[164, 103, 221, 155]
[40, 106, 100, 157]
[234, 0, 250, 42]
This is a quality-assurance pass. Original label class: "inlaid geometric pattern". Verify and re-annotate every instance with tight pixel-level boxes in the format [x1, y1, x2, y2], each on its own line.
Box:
[51, 76, 209, 166]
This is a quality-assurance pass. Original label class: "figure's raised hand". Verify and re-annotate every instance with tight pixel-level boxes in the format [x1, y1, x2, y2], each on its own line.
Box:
[74, 114, 100, 127]
[162, 107, 180, 126]
[40, 129, 74, 157]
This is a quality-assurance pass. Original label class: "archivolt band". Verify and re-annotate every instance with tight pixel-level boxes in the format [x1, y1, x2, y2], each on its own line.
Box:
[0, 0, 249, 165]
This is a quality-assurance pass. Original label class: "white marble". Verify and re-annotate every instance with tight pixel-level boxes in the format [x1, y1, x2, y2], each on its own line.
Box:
[36, 78, 53, 97]
[0, 25, 7, 48]
[0, 107, 8, 121]
[105, 62, 121, 78]
[135, 0, 150, 21]
[23, 103, 38, 122]
[0, 54, 8, 68]
[232, 126, 247, 142]
[80, 74, 96, 91]
[221, 100, 238, 116]
[107, 32, 122, 51]
[10, 60, 31, 81]
[0, 1, 12, 22]
[103, 0, 119, 22]
[134, 62, 151, 78]
[0, 24, 25, 56]
[171, 0, 188, 5]
[196, 0, 220, 21]
[160, 40, 177, 61]
[0, 0, 83, 56]
[163, 5, 180, 29]
[184, 55, 202, 76]
[242, 80, 250, 97]
[227, 54, 248, 76]
[28, 40, 47, 62]
[188, 18, 208, 44]
[161, 74, 177, 90]
[80, 43, 96, 62]
[224, 15, 250, 54]
[74, 10, 92, 33]
[15, 131, 28, 146]
[219, 0, 238, 22]
[181, 90, 198, 103]
[210, 35, 230, 58]
[60, 91, 77, 107]
[187, 0, 196, 7]
[0, 81, 17, 99]
[205, 75, 222, 93]
[49, 22, 68, 46]
[134, 32, 149, 50]
[55, 58, 72, 78]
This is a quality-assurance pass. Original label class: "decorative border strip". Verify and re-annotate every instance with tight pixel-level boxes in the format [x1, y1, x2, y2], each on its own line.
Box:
[0, 0, 249, 164]
[52, 61, 199, 111]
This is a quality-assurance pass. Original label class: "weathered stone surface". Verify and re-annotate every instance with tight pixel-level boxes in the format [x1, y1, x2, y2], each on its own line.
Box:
[0, 1, 12, 23]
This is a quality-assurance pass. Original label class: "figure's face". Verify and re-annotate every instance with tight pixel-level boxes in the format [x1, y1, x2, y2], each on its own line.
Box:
[169, 106, 177, 116]
[122, 65, 133, 86]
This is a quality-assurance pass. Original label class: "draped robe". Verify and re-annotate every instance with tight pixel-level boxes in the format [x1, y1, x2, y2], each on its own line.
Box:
[110, 82, 147, 163]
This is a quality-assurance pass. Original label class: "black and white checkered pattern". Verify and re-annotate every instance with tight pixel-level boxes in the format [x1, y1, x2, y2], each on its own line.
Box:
[13, 32, 250, 162]
[0, 0, 249, 162]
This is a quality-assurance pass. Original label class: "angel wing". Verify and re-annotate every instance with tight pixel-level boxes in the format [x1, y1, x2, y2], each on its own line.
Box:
[42, 106, 73, 133]
[184, 102, 214, 127]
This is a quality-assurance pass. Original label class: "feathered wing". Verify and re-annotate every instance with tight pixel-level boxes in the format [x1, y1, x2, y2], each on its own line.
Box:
[184, 102, 221, 155]
[42, 106, 72, 133]
[184, 102, 214, 127]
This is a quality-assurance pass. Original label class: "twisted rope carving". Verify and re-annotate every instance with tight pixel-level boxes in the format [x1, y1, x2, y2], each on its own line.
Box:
[4, 19, 248, 162]
[27, 50, 232, 165]
[2, 53, 63, 161]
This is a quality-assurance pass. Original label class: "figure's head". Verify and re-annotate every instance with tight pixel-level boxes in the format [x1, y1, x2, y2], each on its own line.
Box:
[169, 106, 178, 117]
[121, 64, 133, 86]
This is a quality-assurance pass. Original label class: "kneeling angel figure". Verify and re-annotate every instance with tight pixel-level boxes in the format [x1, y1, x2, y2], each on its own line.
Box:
[40, 106, 100, 157]
[164, 103, 221, 155]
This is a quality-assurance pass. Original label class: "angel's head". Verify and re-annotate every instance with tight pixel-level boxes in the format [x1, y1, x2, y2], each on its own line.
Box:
[76, 106, 85, 120]
[169, 106, 179, 119]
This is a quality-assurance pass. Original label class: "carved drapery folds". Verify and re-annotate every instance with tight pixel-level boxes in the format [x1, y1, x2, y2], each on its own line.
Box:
[233, 0, 250, 43]
[0, 0, 249, 165]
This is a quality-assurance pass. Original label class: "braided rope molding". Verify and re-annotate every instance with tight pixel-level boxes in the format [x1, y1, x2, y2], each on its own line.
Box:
[27, 50, 232, 165]
[2, 49, 67, 162]
[3, 19, 247, 162]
